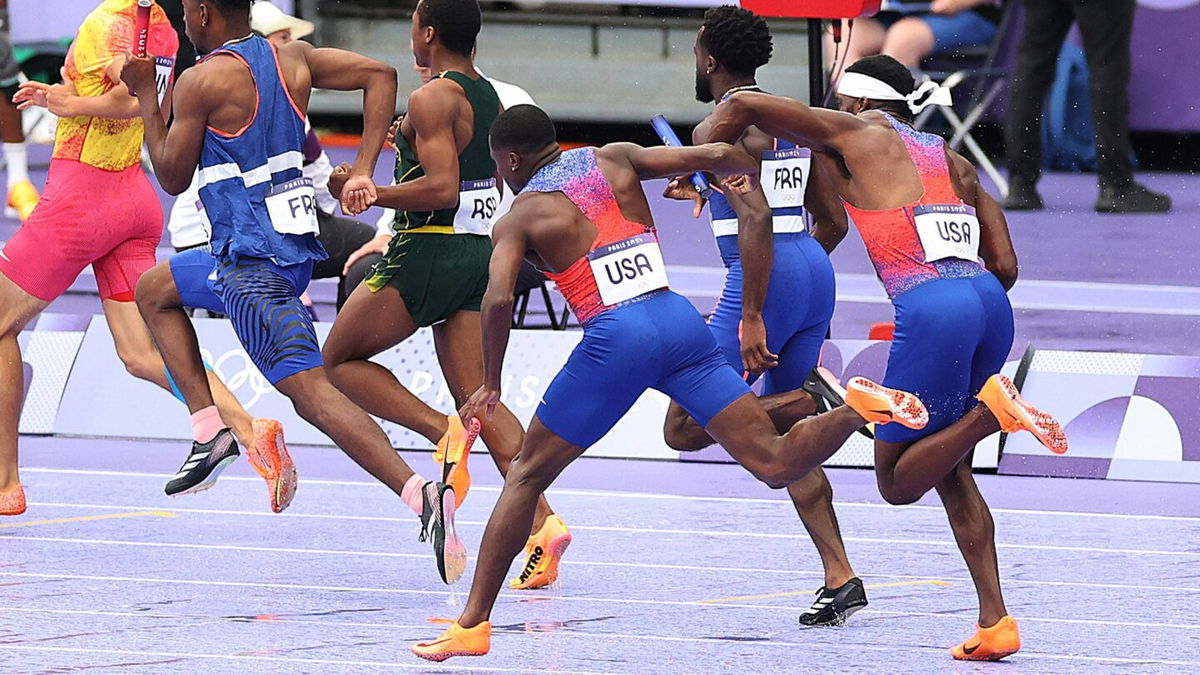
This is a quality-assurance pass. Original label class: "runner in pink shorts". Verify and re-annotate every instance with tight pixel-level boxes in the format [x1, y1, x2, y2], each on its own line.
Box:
[0, 0, 287, 517]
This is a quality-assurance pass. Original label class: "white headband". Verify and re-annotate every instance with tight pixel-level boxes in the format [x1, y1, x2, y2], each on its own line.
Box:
[836, 72, 952, 114]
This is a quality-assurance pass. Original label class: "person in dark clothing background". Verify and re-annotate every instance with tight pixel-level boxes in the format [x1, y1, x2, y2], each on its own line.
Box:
[1003, 0, 1170, 213]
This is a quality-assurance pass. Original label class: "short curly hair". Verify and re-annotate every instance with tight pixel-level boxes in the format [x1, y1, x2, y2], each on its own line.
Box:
[699, 5, 773, 77]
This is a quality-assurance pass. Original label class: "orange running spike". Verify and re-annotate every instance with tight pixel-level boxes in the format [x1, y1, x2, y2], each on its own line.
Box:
[844, 377, 929, 430]
[411, 620, 491, 662]
[977, 374, 1068, 455]
[244, 419, 297, 513]
[510, 514, 573, 590]
[951, 615, 1021, 661]
[0, 483, 26, 516]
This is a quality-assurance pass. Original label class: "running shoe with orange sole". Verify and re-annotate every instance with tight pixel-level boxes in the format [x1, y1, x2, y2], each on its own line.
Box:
[6, 180, 39, 222]
[0, 483, 26, 515]
[977, 374, 1068, 455]
[951, 615, 1021, 661]
[432, 415, 481, 508]
[244, 418, 297, 513]
[510, 514, 572, 590]
[844, 377, 929, 430]
[411, 620, 491, 662]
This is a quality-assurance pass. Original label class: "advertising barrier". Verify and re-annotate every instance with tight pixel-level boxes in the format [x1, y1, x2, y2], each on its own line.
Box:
[47, 318, 1200, 482]
[999, 349, 1200, 484]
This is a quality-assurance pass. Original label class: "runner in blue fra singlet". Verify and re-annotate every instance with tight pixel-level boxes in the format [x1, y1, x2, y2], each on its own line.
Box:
[661, 6, 870, 628]
[124, 2, 467, 584]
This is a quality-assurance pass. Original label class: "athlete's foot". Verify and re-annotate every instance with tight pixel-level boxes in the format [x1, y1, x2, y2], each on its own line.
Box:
[432, 415, 481, 508]
[798, 577, 868, 627]
[164, 429, 240, 496]
[411, 620, 491, 661]
[950, 615, 1021, 661]
[844, 377, 929, 430]
[0, 483, 27, 515]
[803, 367, 874, 439]
[243, 418, 297, 513]
[976, 374, 1068, 454]
[418, 481, 467, 584]
[6, 180, 39, 222]
[510, 514, 572, 590]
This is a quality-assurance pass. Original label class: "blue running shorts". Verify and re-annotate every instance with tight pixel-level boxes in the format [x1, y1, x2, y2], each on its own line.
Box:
[169, 248, 319, 385]
[876, 273, 1014, 445]
[538, 290, 752, 448]
[708, 232, 836, 394]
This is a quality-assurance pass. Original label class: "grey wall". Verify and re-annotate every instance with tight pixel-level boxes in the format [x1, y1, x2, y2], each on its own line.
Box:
[309, 13, 812, 125]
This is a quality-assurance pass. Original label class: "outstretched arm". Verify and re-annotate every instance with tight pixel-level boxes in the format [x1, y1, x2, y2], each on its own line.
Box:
[298, 42, 397, 213]
[604, 142, 759, 182]
[949, 149, 1018, 289]
[122, 60, 210, 195]
[459, 204, 530, 422]
[707, 91, 865, 154]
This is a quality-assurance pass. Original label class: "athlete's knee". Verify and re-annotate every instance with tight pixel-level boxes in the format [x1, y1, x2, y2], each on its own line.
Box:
[504, 452, 556, 494]
[134, 264, 175, 314]
[877, 479, 923, 506]
[117, 347, 162, 382]
[787, 469, 833, 508]
[662, 405, 711, 452]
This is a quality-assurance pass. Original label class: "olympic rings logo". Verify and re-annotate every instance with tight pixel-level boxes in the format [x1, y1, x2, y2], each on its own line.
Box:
[200, 347, 276, 409]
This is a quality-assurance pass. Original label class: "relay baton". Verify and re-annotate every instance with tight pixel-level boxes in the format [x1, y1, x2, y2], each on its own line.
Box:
[650, 114, 712, 199]
[135, 0, 152, 58]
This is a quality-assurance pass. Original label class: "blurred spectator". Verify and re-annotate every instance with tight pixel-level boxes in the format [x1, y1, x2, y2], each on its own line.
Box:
[1003, 0, 1170, 213]
[827, 0, 1002, 73]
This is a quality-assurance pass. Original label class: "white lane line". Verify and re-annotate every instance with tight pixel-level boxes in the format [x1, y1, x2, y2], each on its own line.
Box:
[6, 533, 1198, 594]
[19, 501, 1199, 557]
[1, 607, 1193, 668]
[22, 469, 1200, 523]
[0, 644, 614, 673]
[1, 571, 1196, 632]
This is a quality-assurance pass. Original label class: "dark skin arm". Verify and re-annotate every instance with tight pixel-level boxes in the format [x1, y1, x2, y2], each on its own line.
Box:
[707, 91, 867, 155]
[295, 42, 397, 214]
[457, 200, 540, 422]
[605, 141, 760, 185]
[948, 149, 1018, 289]
[805, 154, 850, 253]
[363, 80, 462, 211]
[122, 62, 212, 195]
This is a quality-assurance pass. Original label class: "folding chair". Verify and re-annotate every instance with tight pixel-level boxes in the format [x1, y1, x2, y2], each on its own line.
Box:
[914, 1, 1021, 196]
[512, 261, 571, 330]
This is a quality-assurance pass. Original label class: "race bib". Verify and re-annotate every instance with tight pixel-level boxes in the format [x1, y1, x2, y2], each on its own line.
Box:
[761, 147, 810, 209]
[913, 204, 980, 263]
[266, 177, 319, 236]
[587, 233, 669, 306]
[155, 56, 175, 106]
[453, 178, 501, 234]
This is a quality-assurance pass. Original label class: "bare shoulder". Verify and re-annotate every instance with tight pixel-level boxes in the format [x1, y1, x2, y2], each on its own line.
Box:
[174, 57, 236, 96]
[407, 78, 467, 120]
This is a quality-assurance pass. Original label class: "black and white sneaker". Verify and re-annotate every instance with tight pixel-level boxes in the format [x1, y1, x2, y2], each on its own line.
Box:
[803, 367, 874, 439]
[798, 577, 868, 627]
[418, 481, 467, 585]
[164, 428, 240, 497]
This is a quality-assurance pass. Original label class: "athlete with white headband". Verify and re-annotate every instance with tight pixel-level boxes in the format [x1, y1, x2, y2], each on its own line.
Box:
[706, 54, 1068, 661]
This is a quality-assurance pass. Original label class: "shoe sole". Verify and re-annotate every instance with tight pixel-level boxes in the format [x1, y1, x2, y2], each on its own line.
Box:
[247, 421, 297, 513]
[984, 376, 1067, 455]
[511, 532, 573, 590]
[807, 368, 875, 439]
[953, 647, 1020, 661]
[167, 454, 239, 497]
[440, 419, 482, 508]
[436, 487, 468, 585]
[412, 649, 487, 662]
[847, 378, 929, 430]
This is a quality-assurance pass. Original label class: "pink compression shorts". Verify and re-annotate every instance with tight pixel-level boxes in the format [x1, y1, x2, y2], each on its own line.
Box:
[0, 159, 162, 302]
